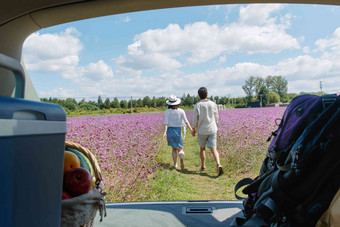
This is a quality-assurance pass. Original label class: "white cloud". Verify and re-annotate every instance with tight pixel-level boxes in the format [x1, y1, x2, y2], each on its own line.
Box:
[59, 60, 114, 91]
[79, 60, 114, 81]
[23, 28, 115, 84]
[219, 55, 227, 63]
[303, 46, 310, 53]
[238, 4, 283, 26]
[24, 6, 340, 99]
[115, 16, 131, 24]
[115, 4, 300, 74]
[39, 87, 77, 98]
[314, 27, 340, 53]
[23, 27, 82, 72]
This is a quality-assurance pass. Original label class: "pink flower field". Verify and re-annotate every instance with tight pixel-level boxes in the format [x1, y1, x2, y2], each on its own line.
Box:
[66, 107, 286, 202]
[216, 107, 286, 174]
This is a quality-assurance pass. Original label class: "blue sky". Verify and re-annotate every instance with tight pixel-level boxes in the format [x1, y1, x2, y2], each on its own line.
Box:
[22, 4, 340, 100]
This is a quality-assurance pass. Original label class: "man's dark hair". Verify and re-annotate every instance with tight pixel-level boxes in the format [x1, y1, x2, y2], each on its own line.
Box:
[198, 87, 208, 99]
[168, 105, 179, 109]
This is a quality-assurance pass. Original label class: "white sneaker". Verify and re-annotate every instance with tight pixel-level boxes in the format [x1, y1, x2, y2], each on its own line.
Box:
[179, 150, 185, 160]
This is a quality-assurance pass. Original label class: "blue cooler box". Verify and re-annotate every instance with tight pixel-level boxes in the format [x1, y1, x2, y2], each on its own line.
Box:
[0, 96, 67, 227]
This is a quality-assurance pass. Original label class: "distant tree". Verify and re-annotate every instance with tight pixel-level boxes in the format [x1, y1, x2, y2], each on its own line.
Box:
[97, 95, 104, 109]
[79, 101, 98, 111]
[137, 98, 144, 108]
[150, 96, 157, 108]
[183, 94, 194, 106]
[88, 101, 98, 107]
[65, 102, 76, 111]
[120, 100, 128, 109]
[265, 75, 288, 98]
[214, 96, 219, 104]
[78, 99, 86, 106]
[254, 77, 265, 97]
[103, 98, 110, 109]
[268, 91, 280, 103]
[65, 98, 77, 111]
[258, 86, 269, 107]
[156, 97, 166, 107]
[281, 93, 298, 103]
[128, 99, 137, 109]
[220, 96, 227, 105]
[143, 96, 151, 108]
[265, 76, 274, 91]
[242, 76, 257, 102]
[110, 97, 120, 108]
[234, 97, 247, 108]
[271, 76, 288, 99]
[299, 91, 326, 96]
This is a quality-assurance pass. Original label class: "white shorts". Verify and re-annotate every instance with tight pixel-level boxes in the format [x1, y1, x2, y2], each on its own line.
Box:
[198, 133, 217, 148]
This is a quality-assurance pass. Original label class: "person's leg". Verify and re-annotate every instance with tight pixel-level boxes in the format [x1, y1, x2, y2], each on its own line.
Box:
[198, 134, 208, 170]
[210, 147, 221, 166]
[176, 127, 184, 170]
[210, 147, 223, 175]
[178, 148, 185, 170]
[207, 133, 223, 175]
[200, 147, 206, 170]
[172, 147, 178, 168]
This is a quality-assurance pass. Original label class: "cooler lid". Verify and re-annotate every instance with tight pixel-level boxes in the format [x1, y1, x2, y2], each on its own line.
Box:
[0, 96, 66, 121]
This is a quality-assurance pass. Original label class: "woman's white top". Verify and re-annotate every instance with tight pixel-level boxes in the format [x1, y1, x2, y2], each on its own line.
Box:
[164, 108, 188, 127]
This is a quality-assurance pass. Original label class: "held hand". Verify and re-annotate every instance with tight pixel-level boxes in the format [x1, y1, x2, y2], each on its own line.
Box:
[191, 129, 196, 137]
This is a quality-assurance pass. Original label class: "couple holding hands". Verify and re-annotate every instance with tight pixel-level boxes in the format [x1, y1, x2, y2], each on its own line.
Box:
[163, 87, 224, 176]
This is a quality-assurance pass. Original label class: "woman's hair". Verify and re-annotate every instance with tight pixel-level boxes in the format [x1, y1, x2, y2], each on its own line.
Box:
[198, 87, 208, 99]
[168, 105, 180, 109]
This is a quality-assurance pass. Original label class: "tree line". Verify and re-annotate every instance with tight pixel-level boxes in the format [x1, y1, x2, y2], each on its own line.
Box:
[41, 75, 325, 114]
[242, 75, 292, 106]
[40, 94, 248, 113]
[242, 75, 325, 106]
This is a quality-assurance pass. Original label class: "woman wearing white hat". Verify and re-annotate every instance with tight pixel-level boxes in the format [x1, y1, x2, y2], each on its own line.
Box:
[163, 95, 194, 170]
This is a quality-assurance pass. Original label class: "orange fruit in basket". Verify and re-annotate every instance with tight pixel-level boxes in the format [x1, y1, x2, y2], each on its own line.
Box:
[64, 150, 81, 174]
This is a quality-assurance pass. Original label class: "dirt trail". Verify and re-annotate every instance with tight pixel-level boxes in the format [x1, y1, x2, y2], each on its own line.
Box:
[168, 133, 238, 200]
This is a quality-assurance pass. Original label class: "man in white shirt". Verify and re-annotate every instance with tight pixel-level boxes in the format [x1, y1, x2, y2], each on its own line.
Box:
[192, 87, 223, 176]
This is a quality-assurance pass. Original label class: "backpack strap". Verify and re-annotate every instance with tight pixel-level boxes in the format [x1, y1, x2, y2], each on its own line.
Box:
[321, 94, 340, 109]
[277, 163, 291, 171]
[234, 178, 254, 200]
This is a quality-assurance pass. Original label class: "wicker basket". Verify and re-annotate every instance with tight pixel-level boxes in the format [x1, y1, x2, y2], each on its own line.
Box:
[61, 141, 106, 227]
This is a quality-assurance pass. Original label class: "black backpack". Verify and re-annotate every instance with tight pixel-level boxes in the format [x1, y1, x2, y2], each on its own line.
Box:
[233, 94, 340, 227]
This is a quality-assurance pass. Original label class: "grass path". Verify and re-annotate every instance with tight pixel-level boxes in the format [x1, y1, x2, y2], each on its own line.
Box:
[145, 130, 250, 201]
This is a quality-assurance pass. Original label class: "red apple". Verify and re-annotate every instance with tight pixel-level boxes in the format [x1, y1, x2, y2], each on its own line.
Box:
[62, 190, 72, 200]
[64, 167, 92, 197]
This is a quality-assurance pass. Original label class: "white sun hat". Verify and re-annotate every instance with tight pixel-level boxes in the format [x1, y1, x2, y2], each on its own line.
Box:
[166, 95, 181, 105]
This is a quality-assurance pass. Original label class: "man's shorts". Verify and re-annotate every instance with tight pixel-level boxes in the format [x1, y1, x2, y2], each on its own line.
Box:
[198, 133, 217, 148]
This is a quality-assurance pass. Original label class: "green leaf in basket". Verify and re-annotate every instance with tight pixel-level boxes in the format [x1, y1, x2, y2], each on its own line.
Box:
[66, 148, 94, 176]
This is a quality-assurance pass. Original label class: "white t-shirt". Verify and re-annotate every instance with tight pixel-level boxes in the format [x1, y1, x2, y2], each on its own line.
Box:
[164, 108, 188, 127]
[193, 99, 219, 135]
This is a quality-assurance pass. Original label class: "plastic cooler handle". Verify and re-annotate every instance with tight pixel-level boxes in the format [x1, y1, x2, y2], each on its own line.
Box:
[0, 53, 26, 98]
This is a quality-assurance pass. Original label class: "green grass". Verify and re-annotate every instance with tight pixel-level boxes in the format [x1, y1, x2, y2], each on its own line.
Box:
[144, 129, 252, 201]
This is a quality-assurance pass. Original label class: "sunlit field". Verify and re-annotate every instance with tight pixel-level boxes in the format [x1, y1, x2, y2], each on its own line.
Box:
[217, 108, 286, 175]
[66, 107, 286, 202]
